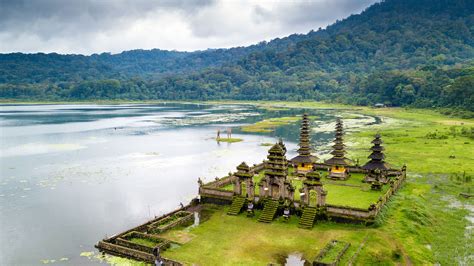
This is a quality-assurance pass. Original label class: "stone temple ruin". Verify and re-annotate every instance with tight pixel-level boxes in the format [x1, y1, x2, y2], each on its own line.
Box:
[96, 114, 406, 264]
[199, 114, 406, 228]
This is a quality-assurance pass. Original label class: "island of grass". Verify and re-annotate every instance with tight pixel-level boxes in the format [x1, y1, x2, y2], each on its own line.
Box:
[216, 137, 243, 143]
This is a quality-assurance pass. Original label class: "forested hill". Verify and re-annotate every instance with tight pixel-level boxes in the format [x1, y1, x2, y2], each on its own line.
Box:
[1, 0, 473, 113]
[0, 33, 304, 84]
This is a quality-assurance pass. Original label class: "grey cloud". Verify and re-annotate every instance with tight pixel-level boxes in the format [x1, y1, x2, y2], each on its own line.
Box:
[253, 0, 378, 28]
[0, 0, 215, 39]
[0, 0, 377, 54]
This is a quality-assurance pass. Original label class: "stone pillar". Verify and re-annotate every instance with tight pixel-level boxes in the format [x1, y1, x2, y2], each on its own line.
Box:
[304, 187, 310, 205]
[259, 179, 268, 198]
[317, 187, 327, 207]
[233, 178, 242, 195]
[279, 179, 285, 199]
[246, 179, 254, 199]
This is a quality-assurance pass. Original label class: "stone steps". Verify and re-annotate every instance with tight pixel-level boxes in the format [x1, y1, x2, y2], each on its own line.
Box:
[227, 196, 246, 215]
[258, 199, 279, 223]
[298, 206, 318, 229]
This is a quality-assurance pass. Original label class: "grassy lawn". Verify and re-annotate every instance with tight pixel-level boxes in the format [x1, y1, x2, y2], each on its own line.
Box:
[318, 241, 348, 264]
[324, 184, 384, 209]
[162, 205, 379, 265]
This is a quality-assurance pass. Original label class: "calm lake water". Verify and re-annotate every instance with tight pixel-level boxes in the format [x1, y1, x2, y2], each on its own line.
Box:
[0, 103, 375, 265]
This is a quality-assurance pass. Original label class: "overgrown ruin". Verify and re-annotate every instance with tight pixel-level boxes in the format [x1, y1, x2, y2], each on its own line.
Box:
[96, 114, 406, 264]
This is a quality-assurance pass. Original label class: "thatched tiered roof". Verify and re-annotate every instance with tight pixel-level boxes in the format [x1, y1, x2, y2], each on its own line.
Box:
[265, 143, 288, 178]
[235, 162, 253, 179]
[362, 134, 390, 170]
[291, 113, 318, 164]
[325, 118, 352, 166]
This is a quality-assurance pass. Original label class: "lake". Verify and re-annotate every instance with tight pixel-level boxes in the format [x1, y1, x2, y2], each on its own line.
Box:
[0, 103, 375, 265]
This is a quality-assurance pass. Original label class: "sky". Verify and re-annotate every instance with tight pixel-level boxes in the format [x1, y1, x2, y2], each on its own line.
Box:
[0, 0, 378, 55]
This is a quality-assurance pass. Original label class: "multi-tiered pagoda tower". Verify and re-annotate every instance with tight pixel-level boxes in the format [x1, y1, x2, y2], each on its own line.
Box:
[259, 143, 294, 200]
[325, 118, 352, 180]
[291, 113, 318, 173]
[363, 134, 391, 184]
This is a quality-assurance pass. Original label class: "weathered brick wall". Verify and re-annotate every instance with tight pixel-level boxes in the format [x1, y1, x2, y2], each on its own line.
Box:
[326, 206, 374, 219]
[199, 187, 234, 199]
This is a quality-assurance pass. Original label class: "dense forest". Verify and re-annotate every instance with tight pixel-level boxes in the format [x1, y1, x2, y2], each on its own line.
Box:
[1, 0, 473, 114]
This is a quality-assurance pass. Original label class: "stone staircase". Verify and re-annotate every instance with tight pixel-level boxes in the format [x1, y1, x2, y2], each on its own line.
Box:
[258, 199, 279, 223]
[298, 206, 318, 229]
[227, 196, 246, 215]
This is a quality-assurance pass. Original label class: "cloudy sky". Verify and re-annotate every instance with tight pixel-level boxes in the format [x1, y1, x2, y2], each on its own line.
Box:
[0, 0, 378, 55]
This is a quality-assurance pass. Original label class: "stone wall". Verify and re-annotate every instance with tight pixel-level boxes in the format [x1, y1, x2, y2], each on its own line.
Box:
[148, 211, 194, 234]
[113, 204, 192, 240]
[326, 205, 375, 220]
[325, 167, 407, 222]
[96, 241, 181, 265]
[199, 187, 234, 199]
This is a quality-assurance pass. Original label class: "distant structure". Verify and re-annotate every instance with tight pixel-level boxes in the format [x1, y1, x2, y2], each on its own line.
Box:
[291, 113, 318, 173]
[259, 143, 294, 200]
[325, 118, 352, 180]
[363, 134, 390, 184]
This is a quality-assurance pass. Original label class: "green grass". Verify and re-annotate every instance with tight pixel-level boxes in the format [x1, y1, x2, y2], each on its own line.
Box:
[324, 184, 385, 209]
[162, 205, 374, 265]
[129, 238, 159, 248]
[319, 241, 347, 264]
[216, 137, 243, 143]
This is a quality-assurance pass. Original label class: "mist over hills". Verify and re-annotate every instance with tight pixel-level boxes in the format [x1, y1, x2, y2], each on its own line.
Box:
[1, 0, 473, 113]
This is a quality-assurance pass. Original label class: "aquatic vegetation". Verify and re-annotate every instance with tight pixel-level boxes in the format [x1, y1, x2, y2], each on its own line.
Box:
[241, 116, 301, 133]
[160, 111, 260, 126]
[216, 137, 243, 143]
[80, 251, 148, 266]
[0, 143, 86, 158]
